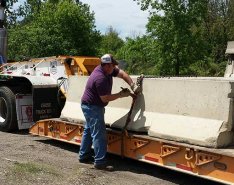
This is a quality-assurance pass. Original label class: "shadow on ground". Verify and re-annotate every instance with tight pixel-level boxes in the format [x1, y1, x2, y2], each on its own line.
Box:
[10, 129, 30, 135]
[34, 138, 224, 185]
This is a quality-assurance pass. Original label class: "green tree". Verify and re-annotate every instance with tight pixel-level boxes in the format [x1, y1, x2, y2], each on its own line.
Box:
[117, 35, 159, 75]
[135, 0, 208, 75]
[202, 0, 228, 63]
[190, 0, 234, 76]
[5, 0, 19, 27]
[227, 0, 234, 40]
[134, 0, 234, 76]
[98, 26, 124, 56]
[17, 0, 59, 24]
[8, 0, 101, 60]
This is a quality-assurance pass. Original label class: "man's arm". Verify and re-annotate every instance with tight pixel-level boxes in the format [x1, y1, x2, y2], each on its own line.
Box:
[100, 89, 131, 103]
[100, 93, 121, 103]
[99, 69, 133, 103]
[117, 69, 133, 86]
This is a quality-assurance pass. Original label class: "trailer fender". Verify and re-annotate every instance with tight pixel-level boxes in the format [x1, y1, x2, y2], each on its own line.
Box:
[0, 86, 17, 131]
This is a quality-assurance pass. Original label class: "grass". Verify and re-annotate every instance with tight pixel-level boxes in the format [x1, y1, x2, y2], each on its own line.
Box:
[4, 161, 63, 185]
[12, 162, 60, 176]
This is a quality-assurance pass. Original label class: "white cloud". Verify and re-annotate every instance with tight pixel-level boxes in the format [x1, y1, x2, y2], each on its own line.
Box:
[80, 0, 149, 38]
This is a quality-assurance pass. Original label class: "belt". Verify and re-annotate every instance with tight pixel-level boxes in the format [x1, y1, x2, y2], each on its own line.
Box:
[82, 102, 104, 107]
[82, 102, 92, 105]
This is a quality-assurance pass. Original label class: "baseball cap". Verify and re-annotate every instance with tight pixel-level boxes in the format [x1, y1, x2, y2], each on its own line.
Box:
[101, 54, 118, 65]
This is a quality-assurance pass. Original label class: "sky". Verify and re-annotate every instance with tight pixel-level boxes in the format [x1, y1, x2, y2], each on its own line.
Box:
[14, 0, 149, 39]
[80, 0, 149, 38]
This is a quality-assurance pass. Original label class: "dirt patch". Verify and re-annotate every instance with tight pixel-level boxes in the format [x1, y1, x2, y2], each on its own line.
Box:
[0, 130, 221, 185]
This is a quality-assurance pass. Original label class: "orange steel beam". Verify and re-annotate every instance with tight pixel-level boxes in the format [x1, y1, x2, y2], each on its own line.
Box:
[29, 119, 234, 185]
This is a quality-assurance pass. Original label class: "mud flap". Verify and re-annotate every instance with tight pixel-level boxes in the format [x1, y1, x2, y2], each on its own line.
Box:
[15, 94, 33, 130]
[32, 87, 61, 122]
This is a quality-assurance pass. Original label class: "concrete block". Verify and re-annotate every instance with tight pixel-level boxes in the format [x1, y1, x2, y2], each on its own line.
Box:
[60, 76, 234, 148]
[109, 77, 234, 147]
[148, 113, 233, 148]
[60, 76, 87, 123]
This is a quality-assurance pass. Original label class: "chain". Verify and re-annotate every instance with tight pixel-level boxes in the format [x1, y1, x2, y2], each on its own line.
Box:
[136, 74, 144, 87]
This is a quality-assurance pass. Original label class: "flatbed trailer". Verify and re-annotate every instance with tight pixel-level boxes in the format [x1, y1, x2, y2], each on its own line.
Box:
[0, 56, 100, 132]
[30, 118, 234, 185]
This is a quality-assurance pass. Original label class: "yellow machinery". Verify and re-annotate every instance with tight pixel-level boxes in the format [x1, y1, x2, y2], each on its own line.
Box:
[62, 56, 100, 76]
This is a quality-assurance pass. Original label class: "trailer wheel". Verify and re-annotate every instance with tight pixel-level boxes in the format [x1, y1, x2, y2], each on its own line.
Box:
[0, 86, 17, 132]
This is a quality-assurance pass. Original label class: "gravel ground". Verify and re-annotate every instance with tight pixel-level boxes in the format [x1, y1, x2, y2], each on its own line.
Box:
[0, 130, 225, 185]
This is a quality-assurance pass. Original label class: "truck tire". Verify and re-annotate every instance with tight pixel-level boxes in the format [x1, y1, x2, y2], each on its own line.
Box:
[0, 86, 17, 132]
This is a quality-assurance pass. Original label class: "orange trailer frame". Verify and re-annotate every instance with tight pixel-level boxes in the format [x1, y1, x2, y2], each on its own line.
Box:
[30, 118, 234, 185]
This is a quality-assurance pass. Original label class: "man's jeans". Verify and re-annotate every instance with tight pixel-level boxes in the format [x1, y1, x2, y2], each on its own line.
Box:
[79, 103, 107, 165]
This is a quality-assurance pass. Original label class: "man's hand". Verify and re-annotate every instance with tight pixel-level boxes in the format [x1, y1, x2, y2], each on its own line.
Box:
[119, 88, 131, 98]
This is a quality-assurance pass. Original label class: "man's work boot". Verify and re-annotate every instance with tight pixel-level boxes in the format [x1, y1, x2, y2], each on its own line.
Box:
[94, 163, 114, 171]
[79, 156, 94, 164]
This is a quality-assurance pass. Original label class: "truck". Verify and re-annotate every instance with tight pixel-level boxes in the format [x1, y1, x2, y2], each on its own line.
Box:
[0, 55, 100, 131]
[2, 1, 234, 184]
[0, 2, 100, 132]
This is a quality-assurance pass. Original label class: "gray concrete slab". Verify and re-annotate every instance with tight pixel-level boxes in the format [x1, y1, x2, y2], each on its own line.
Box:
[60, 76, 234, 148]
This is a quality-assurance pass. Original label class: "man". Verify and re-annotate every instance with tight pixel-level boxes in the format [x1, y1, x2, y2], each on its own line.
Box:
[79, 54, 134, 170]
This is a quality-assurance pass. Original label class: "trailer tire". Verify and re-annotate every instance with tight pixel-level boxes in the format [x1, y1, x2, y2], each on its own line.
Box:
[0, 86, 17, 132]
